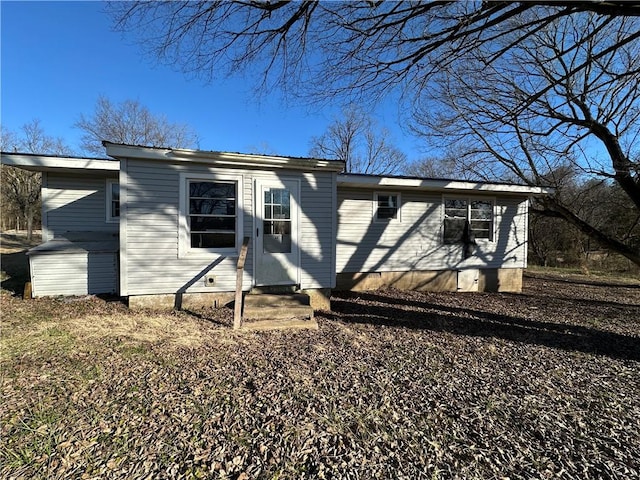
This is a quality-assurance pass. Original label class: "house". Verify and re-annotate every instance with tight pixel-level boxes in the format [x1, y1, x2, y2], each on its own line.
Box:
[1, 143, 549, 313]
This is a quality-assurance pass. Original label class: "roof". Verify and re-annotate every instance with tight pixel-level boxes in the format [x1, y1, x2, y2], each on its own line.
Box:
[338, 173, 552, 196]
[2, 145, 552, 196]
[103, 141, 346, 173]
[27, 235, 119, 255]
[1, 152, 118, 173]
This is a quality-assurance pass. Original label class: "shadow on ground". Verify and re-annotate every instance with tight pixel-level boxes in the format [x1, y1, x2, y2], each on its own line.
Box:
[327, 290, 640, 362]
[1, 250, 30, 297]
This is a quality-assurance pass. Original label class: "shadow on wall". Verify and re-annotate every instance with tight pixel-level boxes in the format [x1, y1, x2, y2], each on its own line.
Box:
[327, 290, 640, 362]
[336, 193, 526, 292]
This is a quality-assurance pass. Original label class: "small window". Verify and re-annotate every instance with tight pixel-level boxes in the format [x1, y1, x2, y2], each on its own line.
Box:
[375, 193, 400, 221]
[444, 197, 494, 243]
[106, 180, 119, 222]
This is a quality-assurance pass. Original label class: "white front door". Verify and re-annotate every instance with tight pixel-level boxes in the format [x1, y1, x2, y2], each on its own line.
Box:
[255, 178, 300, 286]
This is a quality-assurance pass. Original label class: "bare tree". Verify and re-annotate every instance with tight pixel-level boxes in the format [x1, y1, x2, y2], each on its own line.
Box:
[76, 96, 199, 155]
[1, 120, 72, 240]
[414, 11, 640, 265]
[109, 2, 640, 264]
[310, 107, 406, 174]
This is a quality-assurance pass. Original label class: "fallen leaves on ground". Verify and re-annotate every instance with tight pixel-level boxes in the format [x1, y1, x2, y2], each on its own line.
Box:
[1, 272, 639, 479]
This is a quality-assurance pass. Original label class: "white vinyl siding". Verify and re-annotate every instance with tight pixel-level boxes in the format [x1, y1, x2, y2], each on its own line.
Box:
[43, 173, 119, 240]
[29, 249, 118, 297]
[121, 159, 336, 296]
[336, 187, 529, 273]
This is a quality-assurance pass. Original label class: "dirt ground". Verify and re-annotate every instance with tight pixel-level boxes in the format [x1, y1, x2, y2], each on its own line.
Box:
[1, 231, 639, 479]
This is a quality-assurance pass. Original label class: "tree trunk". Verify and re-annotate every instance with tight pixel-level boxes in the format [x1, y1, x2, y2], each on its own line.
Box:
[26, 211, 33, 242]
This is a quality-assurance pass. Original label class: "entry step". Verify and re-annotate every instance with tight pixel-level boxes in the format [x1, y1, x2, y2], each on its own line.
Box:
[242, 293, 314, 322]
[241, 318, 319, 331]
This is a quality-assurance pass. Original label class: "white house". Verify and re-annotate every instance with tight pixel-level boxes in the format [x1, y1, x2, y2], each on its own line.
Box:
[1, 143, 549, 311]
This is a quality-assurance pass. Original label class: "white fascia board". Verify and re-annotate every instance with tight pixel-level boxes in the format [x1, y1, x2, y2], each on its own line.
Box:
[103, 142, 345, 172]
[337, 173, 553, 196]
[1, 153, 119, 173]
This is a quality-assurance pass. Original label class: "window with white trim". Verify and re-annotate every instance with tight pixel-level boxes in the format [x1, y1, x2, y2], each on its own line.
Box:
[179, 173, 243, 256]
[106, 180, 119, 222]
[443, 197, 494, 243]
[374, 192, 401, 221]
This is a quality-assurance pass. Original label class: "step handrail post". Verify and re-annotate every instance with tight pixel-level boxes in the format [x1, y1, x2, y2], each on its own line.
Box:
[233, 237, 250, 329]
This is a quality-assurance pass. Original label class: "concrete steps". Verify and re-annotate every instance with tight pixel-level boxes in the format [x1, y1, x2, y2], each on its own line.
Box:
[241, 293, 317, 330]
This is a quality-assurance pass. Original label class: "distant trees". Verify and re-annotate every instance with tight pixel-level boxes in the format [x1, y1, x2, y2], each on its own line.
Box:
[76, 96, 199, 155]
[529, 177, 639, 271]
[309, 107, 406, 174]
[0, 120, 72, 240]
[1, 98, 200, 237]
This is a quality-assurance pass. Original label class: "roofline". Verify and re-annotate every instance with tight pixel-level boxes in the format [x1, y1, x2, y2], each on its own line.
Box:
[338, 173, 553, 195]
[1, 152, 119, 173]
[103, 142, 346, 172]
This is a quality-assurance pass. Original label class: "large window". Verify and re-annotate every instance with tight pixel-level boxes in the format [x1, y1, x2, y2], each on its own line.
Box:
[444, 198, 494, 243]
[179, 174, 242, 257]
[374, 192, 401, 221]
[189, 181, 236, 248]
[106, 180, 119, 222]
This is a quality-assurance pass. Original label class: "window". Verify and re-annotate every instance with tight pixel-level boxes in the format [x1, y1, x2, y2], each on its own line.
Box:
[444, 197, 494, 243]
[106, 180, 119, 222]
[375, 192, 400, 221]
[189, 181, 236, 248]
[263, 187, 292, 253]
[179, 173, 243, 257]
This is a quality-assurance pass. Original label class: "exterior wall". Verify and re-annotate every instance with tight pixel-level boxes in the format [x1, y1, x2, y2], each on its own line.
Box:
[336, 187, 529, 274]
[29, 250, 118, 297]
[120, 158, 337, 297]
[43, 172, 119, 241]
[336, 187, 529, 292]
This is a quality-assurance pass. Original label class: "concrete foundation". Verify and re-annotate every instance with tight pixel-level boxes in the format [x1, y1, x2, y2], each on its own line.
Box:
[336, 268, 523, 293]
[127, 288, 332, 312]
[127, 269, 523, 312]
[478, 268, 523, 292]
[128, 292, 235, 311]
[301, 288, 332, 311]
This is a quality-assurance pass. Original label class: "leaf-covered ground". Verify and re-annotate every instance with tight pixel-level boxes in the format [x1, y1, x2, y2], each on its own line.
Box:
[1, 272, 639, 479]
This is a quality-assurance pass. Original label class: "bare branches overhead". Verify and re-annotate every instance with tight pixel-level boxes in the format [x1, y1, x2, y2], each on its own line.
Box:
[108, 1, 640, 102]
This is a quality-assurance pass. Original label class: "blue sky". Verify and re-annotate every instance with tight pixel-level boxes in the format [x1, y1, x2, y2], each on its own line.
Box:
[1, 1, 421, 160]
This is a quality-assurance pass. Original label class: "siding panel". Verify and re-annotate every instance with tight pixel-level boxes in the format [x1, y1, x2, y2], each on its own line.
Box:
[45, 173, 119, 239]
[30, 251, 117, 297]
[336, 188, 528, 273]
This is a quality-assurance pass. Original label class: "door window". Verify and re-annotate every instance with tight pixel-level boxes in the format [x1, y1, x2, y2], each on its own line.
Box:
[263, 187, 291, 253]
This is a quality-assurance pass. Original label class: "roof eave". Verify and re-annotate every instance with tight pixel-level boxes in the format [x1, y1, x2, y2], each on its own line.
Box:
[103, 142, 345, 172]
[1, 153, 119, 173]
[337, 173, 553, 196]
